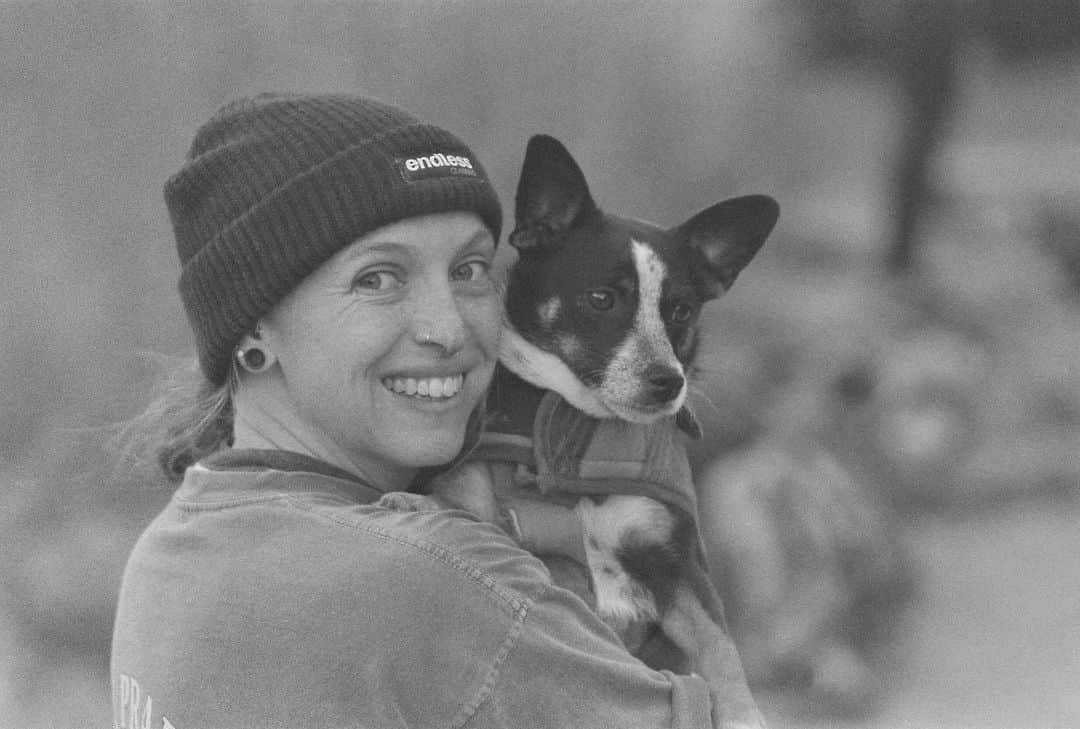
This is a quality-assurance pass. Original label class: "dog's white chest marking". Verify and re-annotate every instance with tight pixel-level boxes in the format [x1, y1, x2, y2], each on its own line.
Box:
[556, 333, 583, 360]
[538, 296, 561, 329]
[576, 495, 676, 629]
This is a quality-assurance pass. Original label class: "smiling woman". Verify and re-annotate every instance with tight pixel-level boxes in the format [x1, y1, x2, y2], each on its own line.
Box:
[112, 93, 723, 729]
[230, 212, 500, 490]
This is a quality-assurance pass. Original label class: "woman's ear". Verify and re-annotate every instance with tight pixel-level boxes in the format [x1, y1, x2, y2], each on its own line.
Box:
[235, 322, 277, 375]
[236, 321, 267, 353]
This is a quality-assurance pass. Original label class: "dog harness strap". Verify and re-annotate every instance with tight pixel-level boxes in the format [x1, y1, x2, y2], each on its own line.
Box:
[469, 432, 536, 468]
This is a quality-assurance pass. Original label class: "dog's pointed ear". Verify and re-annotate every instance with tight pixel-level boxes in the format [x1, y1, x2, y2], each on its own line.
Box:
[510, 135, 597, 253]
[675, 195, 779, 298]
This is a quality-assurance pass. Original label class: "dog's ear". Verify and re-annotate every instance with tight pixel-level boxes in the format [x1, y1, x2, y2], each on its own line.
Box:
[510, 135, 597, 253]
[674, 195, 779, 297]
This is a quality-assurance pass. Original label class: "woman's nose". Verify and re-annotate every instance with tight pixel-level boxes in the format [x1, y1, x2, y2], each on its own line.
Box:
[411, 282, 467, 354]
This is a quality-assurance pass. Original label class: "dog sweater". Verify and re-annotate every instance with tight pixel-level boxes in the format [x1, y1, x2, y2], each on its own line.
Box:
[475, 365, 700, 520]
[463, 366, 723, 649]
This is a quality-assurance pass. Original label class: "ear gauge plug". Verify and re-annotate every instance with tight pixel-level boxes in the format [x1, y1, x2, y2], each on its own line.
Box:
[236, 346, 269, 373]
[236, 326, 272, 373]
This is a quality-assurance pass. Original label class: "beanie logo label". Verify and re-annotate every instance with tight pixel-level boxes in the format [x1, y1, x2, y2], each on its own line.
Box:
[395, 152, 480, 183]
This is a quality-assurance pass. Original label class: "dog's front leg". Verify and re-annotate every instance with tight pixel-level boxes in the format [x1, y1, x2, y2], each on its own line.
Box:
[662, 582, 766, 729]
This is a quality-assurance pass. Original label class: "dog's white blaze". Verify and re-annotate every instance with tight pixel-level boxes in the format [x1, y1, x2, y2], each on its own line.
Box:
[632, 240, 670, 355]
[600, 240, 686, 420]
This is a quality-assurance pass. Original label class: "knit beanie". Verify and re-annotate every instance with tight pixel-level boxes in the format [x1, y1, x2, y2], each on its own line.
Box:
[166, 92, 503, 385]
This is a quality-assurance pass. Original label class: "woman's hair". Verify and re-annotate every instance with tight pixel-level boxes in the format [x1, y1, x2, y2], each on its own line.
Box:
[114, 356, 236, 482]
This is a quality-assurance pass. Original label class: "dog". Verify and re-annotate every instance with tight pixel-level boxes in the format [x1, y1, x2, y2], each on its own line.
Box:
[429, 135, 778, 729]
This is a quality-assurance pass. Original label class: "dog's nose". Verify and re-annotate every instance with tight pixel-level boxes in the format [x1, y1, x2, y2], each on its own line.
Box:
[645, 365, 684, 402]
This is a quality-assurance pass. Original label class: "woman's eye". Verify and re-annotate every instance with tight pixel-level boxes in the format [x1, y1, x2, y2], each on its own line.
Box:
[587, 289, 615, 311]
[352, 270, 402, 291]
[451, 260, 490, 282]
[669, 302, 693, 323]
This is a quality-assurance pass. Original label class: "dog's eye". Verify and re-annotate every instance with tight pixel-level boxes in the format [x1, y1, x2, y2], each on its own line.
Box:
[587, 289, 615, 311]
[669, 303, 693, 323]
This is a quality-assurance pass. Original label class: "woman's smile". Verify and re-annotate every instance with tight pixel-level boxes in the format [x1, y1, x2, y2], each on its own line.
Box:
[381, 372, 466, 399]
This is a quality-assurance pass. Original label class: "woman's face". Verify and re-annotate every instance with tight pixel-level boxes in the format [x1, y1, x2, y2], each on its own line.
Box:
[261, 211, 501, 484]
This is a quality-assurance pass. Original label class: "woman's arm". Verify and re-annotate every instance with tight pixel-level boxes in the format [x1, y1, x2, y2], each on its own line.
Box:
[368, 494, 718, 728]
[466, 574, 715, 728]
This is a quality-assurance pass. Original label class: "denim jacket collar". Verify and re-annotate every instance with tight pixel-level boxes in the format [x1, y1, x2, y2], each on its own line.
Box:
[185, 448, 385, 505]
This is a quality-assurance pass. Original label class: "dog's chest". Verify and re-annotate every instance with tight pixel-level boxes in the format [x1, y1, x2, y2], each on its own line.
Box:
[480, 366, 701, 634]
[477, 366, 699, 517]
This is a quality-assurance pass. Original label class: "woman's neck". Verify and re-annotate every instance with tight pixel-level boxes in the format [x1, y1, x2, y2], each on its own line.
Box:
[231, 379, 415, 492]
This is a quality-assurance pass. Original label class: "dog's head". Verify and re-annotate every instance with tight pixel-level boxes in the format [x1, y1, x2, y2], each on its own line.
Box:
[502, 135, 778, 425]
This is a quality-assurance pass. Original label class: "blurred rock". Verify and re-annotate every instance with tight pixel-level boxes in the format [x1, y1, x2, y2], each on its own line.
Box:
[695, 438, 916, 719]
[11, 651, 110, 729]
[1037, 199, 1080, 295]
[4, 511, 135, 655]
[954, 427, 1080, 509]
[0, 604, 20, 727]
[835, 327, 990, 510]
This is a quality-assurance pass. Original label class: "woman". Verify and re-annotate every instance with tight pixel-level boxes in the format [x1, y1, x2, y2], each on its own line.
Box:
[112, 93, 717, 728]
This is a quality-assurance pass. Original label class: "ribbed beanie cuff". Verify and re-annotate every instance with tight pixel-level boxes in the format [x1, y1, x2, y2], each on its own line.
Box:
[166, 93, 502, 385]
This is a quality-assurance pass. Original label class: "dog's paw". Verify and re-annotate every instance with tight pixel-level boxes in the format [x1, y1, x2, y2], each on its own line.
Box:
[576, 496, 668, 635]
[377, 492, 444, 513]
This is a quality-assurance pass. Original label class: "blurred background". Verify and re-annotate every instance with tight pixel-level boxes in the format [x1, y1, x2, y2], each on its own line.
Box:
[2, 2, 1078, 727]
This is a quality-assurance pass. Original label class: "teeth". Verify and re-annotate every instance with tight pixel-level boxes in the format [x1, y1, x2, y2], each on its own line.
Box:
[382, 374, 464, 399]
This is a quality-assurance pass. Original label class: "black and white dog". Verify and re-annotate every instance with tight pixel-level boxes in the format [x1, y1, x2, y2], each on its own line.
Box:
[436, 135, 778, 729]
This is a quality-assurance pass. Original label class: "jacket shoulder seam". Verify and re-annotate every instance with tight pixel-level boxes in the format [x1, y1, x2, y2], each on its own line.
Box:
[282, 495, 537, 619]
[451, 596, 530, 728]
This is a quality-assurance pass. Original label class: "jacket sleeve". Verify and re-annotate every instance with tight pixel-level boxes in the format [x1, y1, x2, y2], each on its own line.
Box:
[466, 577, 715, 728]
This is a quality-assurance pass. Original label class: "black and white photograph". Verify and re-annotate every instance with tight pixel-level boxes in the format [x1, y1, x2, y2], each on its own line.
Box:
[2, 2, 1078, 727]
